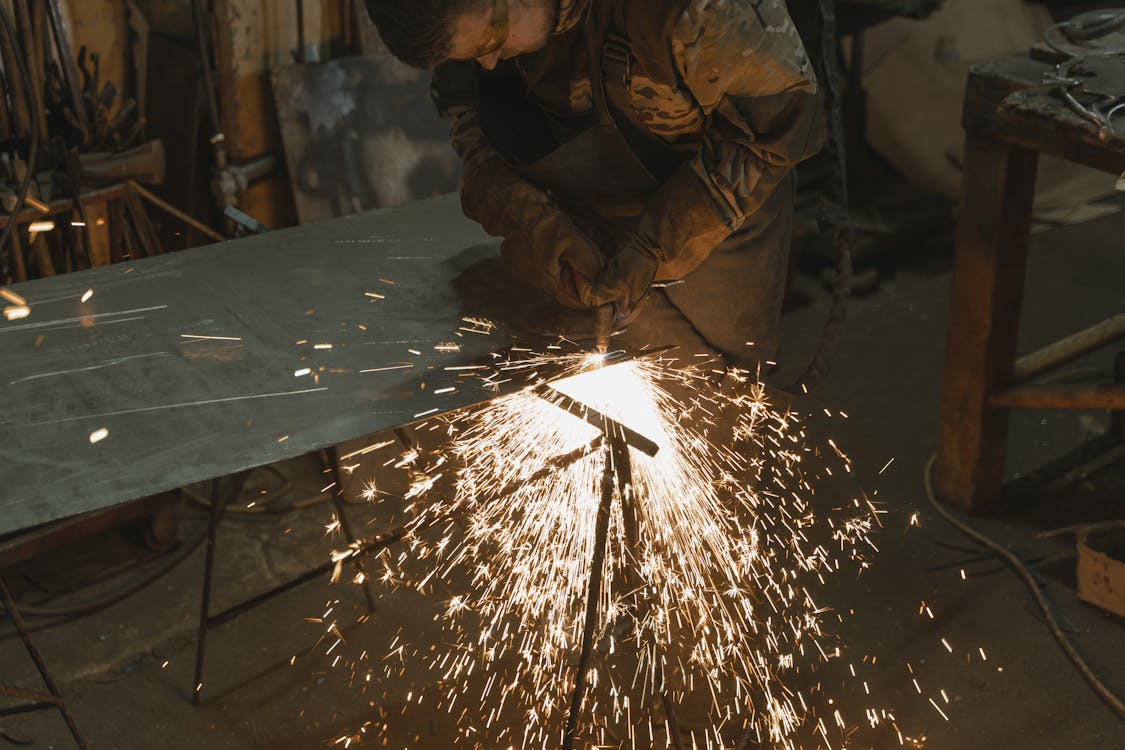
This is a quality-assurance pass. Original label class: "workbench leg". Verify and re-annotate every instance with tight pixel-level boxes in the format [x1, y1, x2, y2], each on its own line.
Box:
[0, 578, 89, 749]
[934, 134, 1038, 511]
[192, 473, 244, 704]
[321, 447, 378, 613]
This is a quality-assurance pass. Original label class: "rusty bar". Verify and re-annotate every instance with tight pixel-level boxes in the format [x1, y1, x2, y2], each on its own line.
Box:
[192, 472, 248, 705]
[0, 684, 63, 705]
[990, 383, 1125, 410]
[0, 578, 88, 749]
[126, 179, 226, 243]
[1014, 313, 1125, 383]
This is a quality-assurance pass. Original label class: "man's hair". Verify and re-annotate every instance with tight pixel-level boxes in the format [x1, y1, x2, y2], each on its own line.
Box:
[364, 0, 491, 69]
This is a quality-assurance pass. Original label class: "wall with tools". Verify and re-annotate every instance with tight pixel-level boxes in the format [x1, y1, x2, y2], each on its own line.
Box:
[0, 0, 453, 290]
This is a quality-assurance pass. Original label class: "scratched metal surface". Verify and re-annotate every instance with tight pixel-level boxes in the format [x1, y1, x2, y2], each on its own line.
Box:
[0, 194, 511, 535]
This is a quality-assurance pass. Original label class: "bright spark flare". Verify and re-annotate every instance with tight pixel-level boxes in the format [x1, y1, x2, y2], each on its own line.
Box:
[340, 350, 890, 747]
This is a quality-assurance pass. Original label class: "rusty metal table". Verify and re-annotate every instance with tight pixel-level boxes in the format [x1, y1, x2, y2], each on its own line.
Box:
[933, 53, 1125, 512]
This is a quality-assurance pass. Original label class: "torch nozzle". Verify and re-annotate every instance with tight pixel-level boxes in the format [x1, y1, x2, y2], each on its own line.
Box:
[593, 304, 613, 354]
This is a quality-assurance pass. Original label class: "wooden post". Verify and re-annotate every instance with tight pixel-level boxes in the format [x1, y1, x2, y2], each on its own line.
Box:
[933, 133, 1038, 512]
[85, 202, 111, 267]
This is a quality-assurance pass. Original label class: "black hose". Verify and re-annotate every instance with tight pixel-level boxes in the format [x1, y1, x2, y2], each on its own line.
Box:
[561, 442, 616, 750]
[1, 516, 210, 620]
[922, 455, 1125, 721]
[786, 0, 853, 395]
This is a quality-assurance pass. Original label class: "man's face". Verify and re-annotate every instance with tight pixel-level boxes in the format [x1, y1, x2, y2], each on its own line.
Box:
[447, 0, 556, 70]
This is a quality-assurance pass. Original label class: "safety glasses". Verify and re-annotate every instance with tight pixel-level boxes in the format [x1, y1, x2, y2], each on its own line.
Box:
[461, 0, 509, 59]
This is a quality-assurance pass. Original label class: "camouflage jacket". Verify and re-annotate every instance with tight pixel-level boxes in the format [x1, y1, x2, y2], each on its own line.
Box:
[447, 0, 825, 280]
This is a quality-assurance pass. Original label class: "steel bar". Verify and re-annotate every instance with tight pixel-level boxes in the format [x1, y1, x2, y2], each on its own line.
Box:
[539, 388, 660, 457]
[193, 472, 249, 705]
[1014, 313, 1125, 383]
[0, 700, 63, 717]
[0, 578, 88, 749]
[989, 383, 1125, 410]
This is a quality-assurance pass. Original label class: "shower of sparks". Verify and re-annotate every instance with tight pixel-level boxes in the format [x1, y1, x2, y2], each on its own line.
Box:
[89, 427, 109, 444]
[4, 305, 30, 320]
[328, 348, 902, 748]
[81, 289, 94, 303]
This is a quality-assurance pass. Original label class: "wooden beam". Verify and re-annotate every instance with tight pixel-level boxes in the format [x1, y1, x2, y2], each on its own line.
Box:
[991, 384, 1125, 411]
[933, 133, 1038, 512]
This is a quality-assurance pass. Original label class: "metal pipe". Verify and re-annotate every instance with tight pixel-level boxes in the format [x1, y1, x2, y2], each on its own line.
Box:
[1014, 313, 1125, 382]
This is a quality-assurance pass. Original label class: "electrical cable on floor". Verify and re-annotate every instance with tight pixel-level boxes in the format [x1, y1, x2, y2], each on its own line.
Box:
[0, 515, 210, 621]
[0, 3, 42, 265]
[786, 0, 854, 395]
[922, 454, 1125, 721]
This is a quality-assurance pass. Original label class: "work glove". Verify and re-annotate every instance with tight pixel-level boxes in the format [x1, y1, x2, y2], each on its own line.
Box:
[500, 211, 603, 309]
[586, 234, 659, 317]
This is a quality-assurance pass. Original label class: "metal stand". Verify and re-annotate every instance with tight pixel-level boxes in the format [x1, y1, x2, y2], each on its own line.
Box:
[0, 578, 89, 749]
[191, 446, 377, 704]
[561, 429, 683, 750]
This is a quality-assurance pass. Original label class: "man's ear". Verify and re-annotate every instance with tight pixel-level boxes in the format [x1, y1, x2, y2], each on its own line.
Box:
[431, 61, 480, 116]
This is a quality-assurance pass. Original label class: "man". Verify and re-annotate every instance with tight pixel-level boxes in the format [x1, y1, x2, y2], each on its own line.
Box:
[364, 0, 824, 369]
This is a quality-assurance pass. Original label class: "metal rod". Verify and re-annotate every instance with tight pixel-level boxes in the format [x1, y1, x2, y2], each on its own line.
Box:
[126, 179, 226, 242]
[990, 383, 1125, 410]
[562, 441, 616, 750]
[539, 388, 660, 457]
[0, 684, 63, 705]
[323, 446, 378, 613]
[193, 472, 246, 704]
[0, 578, 88, 748]
[207, 561, 334, 628]
[1014, 313, 1125, 382]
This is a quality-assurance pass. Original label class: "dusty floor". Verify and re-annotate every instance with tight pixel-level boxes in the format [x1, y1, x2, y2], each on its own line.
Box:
[2, 201, 1125, 749]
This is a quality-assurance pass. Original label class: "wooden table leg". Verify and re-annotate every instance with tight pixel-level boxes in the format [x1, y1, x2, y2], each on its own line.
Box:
[933, 133, 1038, 512]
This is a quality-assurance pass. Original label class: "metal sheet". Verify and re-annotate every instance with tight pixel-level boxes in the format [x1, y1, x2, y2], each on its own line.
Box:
[0, 194, 511, 535]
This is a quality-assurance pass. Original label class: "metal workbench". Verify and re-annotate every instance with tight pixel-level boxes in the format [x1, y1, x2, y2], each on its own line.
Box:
[0, 193, 509, 536]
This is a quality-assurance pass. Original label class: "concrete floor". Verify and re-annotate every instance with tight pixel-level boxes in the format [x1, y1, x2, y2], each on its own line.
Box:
[2, 204, 1125, 749]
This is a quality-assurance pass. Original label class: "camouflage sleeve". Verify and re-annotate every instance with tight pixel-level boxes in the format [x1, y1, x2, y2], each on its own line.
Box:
[633, 0, 825, 277]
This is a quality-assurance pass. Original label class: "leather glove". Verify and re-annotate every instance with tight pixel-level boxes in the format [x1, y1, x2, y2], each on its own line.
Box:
[500, 211, 603, 309]
[586, 235, 659, 315]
